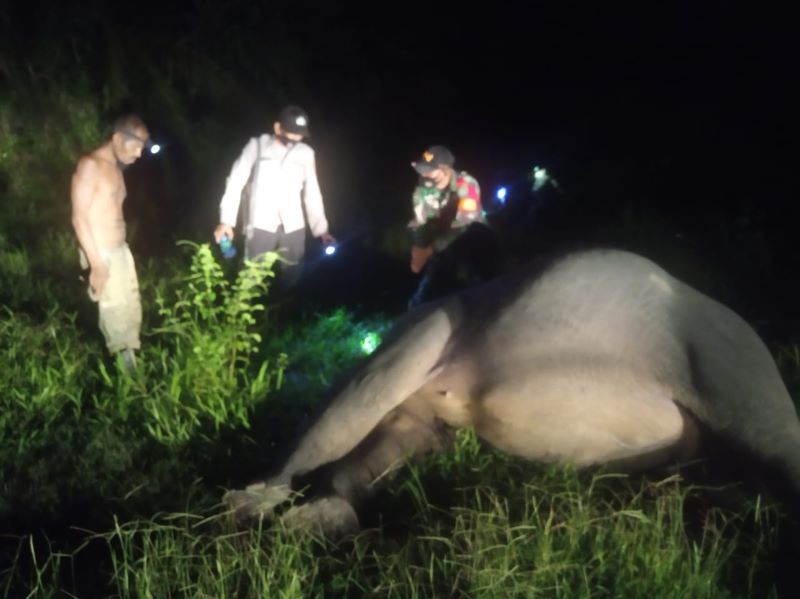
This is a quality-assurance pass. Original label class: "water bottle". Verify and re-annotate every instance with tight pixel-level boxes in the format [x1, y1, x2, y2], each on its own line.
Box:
[218, 234, 237, 259]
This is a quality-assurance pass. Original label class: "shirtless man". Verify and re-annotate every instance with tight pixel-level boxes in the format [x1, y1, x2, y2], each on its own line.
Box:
[70, 114, 150, 370]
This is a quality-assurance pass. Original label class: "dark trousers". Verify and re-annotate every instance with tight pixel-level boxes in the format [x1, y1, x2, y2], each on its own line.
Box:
[409, 222, 500, 309]
[246, 227, 306, 292]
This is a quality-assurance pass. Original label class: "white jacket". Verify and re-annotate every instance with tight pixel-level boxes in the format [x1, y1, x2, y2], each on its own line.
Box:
[219, 134, 329, 236]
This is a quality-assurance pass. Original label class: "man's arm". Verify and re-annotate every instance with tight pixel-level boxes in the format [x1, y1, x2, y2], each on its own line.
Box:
[71, 157, 109, 294]
[409, 191, 459, 248]
[407, 186, 457, 273]
[301, 151, 333, 241]
[411, 174, 482, 247]
[452, 174, 482, 227]
[217, 137, 260, 240]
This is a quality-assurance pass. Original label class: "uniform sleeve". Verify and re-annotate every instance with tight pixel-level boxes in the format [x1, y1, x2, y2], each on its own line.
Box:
[409, 186, 426, 227]
[219, 137, 259, 226]
[409, 188, 459, 248]
[453, 174, 482, 227]
[302, 149, 330, 237]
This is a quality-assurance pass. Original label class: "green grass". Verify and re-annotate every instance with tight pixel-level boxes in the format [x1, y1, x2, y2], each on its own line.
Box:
[5, 443, 778, 598]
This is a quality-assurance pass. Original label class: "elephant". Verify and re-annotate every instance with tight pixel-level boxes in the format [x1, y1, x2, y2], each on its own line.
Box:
[223, 248, 800, 538]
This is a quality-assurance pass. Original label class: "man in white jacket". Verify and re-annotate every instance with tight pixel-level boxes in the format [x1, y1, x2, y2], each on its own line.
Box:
[214, 105, 336, 290]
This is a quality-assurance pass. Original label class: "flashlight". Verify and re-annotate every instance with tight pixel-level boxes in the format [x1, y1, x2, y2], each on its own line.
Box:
[496, 186, 508, 204]
[324, 244, 337, 256]
[144, 139, 162, 155]
[218, 234, 237, 259]
[360, 331, 381, 354]
[532, 166, 551, 191]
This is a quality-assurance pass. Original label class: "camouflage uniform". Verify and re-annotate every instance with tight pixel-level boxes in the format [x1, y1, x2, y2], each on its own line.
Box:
[408, 170, 498, 308]
[409, 171, 486, 251]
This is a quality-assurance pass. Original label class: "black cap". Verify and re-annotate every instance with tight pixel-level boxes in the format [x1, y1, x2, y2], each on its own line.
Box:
[412, 145, 455, 174]
[278, 105, 311, 137]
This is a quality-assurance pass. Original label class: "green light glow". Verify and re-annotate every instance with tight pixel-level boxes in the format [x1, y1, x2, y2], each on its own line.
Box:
[360, 332, 381, 355]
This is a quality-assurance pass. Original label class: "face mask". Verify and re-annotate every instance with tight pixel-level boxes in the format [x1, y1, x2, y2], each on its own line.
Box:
[418, 175, 437, 189]
[276, 132, 297, 148]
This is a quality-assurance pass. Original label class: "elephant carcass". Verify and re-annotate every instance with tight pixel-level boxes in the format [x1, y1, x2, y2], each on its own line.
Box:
[224, 249, 800, 536]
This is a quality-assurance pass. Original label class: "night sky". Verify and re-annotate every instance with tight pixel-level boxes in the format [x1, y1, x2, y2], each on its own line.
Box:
[2, 1, 797, 318]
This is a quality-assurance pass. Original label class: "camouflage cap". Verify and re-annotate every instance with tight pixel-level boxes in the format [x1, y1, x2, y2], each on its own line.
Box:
[412, 145, 455, 174]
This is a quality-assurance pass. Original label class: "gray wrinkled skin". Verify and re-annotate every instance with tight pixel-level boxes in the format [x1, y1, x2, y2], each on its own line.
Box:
[224, 249, 800, 538]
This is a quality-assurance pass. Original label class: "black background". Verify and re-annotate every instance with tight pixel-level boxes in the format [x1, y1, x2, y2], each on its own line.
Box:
[2, 0, 797, 326]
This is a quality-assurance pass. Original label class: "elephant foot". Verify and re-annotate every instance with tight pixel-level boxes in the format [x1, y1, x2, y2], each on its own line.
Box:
[223, 481, 293, 525]
[279, 496, 360, 541]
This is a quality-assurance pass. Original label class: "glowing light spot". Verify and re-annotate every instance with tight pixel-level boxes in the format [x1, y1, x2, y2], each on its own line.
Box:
[324, 245, 337, 256]
[361, 332, 381, 354]
[149, 143, 161, 155]
[496, 186, 507, 202]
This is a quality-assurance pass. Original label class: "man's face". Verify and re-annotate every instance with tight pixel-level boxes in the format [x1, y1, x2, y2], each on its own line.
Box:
[112, 126, 149, 165]
[420, 166, 453, 190]
[274, 122, 304, 144]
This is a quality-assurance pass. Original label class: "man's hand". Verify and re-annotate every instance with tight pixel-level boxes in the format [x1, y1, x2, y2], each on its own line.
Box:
[319, 232, 337, 245]
[410, 245, 434, 273]
[214, 223, 235, 243]
[88, 263, 110, 300]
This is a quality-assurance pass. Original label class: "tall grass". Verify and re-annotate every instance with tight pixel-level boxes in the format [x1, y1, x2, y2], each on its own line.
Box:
[58, 438, 779, 598]
[98, 514, 322, 599]
[139, 243, 285, 444]
[0, 242, 286, 517]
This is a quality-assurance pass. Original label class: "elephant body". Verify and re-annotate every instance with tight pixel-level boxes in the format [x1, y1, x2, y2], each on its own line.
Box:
[225, 249, 800, 536]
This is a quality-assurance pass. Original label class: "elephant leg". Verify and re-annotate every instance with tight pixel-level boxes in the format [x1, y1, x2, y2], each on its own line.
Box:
[683, 309, 800, 508]
[276, 393, 454, 538]
[224, 392, 455, 528]
[223, 303, 462, 524]
[295, 392, 455, 506]
[274, 301, 461, 486]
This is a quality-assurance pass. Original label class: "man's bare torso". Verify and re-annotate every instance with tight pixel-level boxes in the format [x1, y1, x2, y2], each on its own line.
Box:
[73, 147, 127, 251]
[82, 150, 126, 249]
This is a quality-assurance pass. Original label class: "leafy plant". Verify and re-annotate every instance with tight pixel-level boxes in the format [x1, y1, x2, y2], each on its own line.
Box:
[139, 243, 287, 444]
